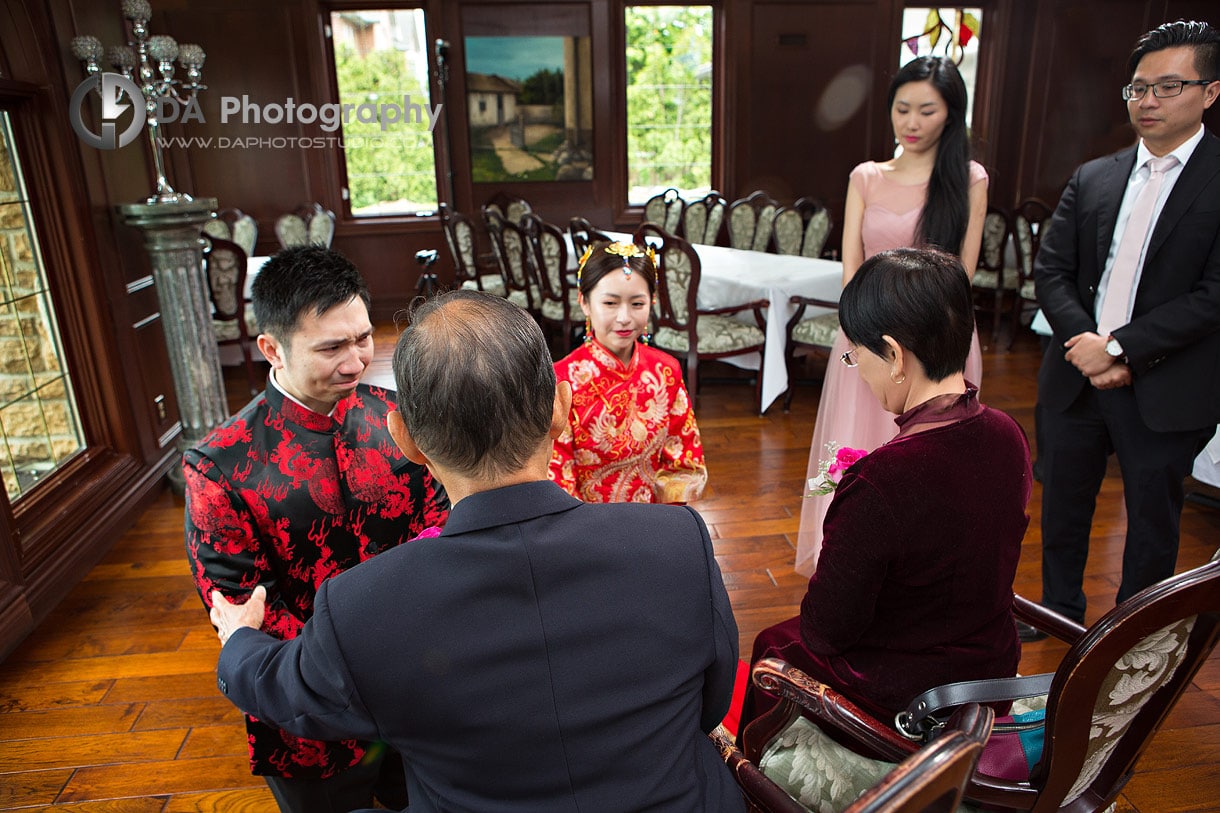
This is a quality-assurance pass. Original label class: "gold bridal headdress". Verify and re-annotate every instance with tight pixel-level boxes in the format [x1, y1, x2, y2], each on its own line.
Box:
[577, 241, 657, 286]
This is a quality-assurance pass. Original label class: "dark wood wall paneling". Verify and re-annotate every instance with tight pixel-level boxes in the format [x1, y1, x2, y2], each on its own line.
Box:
[0, 0, 184, 660]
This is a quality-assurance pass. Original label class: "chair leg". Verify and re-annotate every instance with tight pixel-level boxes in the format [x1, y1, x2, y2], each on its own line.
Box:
[992, 288, 1004, 347]
[687, 353, 700, 403]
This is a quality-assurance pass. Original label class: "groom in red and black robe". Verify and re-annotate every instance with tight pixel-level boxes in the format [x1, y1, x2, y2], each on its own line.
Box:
[185, 246, 448, 812]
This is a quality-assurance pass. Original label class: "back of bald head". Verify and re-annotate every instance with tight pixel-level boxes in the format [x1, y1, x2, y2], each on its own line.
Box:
[393, 290, 556, 480]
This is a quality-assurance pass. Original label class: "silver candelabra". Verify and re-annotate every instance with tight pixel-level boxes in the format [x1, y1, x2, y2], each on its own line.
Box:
[70, 0, 206, 204]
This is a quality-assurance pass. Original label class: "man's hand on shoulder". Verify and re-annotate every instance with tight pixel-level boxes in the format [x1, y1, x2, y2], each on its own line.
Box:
[1064, 332, 1116, 377]
[210, 585, 267, 646]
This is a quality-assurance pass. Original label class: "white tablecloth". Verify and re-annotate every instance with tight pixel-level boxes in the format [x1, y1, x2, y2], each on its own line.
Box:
[246, 255, 271, 299]
[599, 232, 843, 412]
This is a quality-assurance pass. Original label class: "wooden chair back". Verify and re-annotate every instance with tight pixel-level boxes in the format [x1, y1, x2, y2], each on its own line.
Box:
[202, 208, 258, 257]
[202, 234, 260, 394]
[643, 187, 684, 233]
[682, 192, 727, 245]
[483, 191, 533, 226]
[728, 190, 779, 252]
[569, 217, 613, 260]
[439, 203, 479, 288]
[274, 202, 334, 249]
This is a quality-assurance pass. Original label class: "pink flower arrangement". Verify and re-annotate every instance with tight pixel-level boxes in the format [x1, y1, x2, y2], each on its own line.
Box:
[806, 443, 869, 496]
[410, 526, 444, 541]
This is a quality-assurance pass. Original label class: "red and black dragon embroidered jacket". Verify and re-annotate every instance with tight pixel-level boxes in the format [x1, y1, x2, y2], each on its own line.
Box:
[184, 382, 449, 778]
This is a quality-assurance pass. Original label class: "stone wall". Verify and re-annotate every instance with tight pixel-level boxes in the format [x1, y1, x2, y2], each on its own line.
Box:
[0, 125, 84, 500]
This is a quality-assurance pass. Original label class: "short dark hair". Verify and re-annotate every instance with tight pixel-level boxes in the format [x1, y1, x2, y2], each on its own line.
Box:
[251, 246, 371, 341]
[577, 241, 657, 297]
[393, 290, 555, 479]
[1128, 20, 1220, 79]
[838, 248, 974, 381]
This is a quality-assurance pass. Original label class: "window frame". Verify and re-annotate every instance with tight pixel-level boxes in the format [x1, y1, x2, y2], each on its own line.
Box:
[319, 0, 449, 226]
[614, 0, 724, 223]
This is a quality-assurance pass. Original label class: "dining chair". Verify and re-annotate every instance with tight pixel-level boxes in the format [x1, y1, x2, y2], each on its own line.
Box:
[274, 202, 335, 250]
[482, 191, 533, 227]
[637, 223, 768, 411]
[712, 702, 992, 813]
[740, 548, 1220, 812]
[970, 206, 1017, 347]
[485, 208, 539, 315]
[728, 191, 780, 252]
[772, 198, 832, 258]
[202, 234, 262, 395]
[681, 191, 727, 246]
[522, 213, 579, 353]
[1011, 198, 1054, 349]
[569, 217, 613, 260]
[440, 203, 505, 297]
[643, 187, 685, 234]
[202, 208, 258, 257]
[781, 296, 841, 411]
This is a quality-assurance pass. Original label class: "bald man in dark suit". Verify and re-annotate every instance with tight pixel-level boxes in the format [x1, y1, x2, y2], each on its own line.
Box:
[208, 289, 744, 813]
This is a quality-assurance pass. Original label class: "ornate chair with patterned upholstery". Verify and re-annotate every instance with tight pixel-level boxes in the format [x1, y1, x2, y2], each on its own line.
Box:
[772, 198, 832, 258]
[569, 217, 613, 259]
[636, 223, 768, 410]
[202, 208, 258, 257]
[682, 191, 727, 245]
[484, 208, 539, 316]
[274, 202, 335, 249]
[482, 191, 533, 227]
[970, 206, 1017, 347]
[202, 234, 262, 395]
[1011, 198, 1055, 348]
[440, 203, 504, 297]
[728, 190, 780, 252]
[737, 549, 1220, 812]
[522, 213, 579, 353]
[712, 703, 992, 812]
[781, 295, 840, 411]
[643, 187, 685, 234]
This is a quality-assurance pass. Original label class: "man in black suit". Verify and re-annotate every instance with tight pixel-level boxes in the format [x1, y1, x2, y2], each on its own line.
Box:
[1033, 20, 1220, 632]
[208, 289, 744, 812]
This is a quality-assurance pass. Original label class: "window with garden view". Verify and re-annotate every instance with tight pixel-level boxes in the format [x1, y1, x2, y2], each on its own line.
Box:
[329, 8, 440, 216]
[624, 6, 713, 205]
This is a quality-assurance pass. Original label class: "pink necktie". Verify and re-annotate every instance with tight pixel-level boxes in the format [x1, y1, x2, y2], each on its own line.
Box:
[1097, 155, 1179, 335]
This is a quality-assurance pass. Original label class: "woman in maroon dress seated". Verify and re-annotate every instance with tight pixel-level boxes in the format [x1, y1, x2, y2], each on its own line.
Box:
[741, 247, 1031, 730]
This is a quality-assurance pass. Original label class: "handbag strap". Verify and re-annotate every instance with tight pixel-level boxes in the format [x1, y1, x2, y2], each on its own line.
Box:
[896, 673, 1054, 741]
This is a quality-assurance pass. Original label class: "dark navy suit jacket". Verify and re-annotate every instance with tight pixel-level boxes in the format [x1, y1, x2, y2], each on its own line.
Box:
[218, 479, 743, 812]
[1035, 129, 1220, 432]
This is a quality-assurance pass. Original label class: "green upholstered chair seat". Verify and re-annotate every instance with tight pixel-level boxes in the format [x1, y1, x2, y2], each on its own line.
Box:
[791, 313, 840, 348]
[656, 316, 764, 354]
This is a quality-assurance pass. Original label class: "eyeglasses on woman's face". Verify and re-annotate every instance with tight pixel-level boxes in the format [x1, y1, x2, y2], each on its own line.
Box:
[840, 347, 859, 368]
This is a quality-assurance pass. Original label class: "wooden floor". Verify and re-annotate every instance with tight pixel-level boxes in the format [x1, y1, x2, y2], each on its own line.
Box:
[1, 324, 1218, 811]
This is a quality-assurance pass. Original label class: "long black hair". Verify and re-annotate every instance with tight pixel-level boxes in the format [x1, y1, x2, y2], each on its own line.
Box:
[888, 57, 971, 254]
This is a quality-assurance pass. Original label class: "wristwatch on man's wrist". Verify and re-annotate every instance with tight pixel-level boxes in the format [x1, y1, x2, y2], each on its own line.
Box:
[1105, 336, 1126, 364]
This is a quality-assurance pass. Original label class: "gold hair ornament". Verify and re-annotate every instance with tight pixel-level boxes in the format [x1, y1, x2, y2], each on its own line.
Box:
[577, 241, 657, 286]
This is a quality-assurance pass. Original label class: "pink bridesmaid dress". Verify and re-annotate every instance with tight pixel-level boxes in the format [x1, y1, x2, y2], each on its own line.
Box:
[794, 160, 987, 576]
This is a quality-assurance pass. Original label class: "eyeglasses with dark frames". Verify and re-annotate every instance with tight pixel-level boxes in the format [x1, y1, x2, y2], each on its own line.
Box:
[1122, 79, 1215, 100]
[840, 348, 859, 368]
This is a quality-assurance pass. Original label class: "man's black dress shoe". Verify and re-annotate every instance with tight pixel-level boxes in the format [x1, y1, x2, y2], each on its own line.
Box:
[1017, 621, 1049, 642]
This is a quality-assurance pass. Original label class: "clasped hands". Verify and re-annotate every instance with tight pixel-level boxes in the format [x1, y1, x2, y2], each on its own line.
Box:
[1064, 332, 1131, 390]
[210, 585, 267, 647]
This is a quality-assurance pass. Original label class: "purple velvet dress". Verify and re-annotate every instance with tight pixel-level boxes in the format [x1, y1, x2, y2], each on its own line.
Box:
[743, 390, 1030, 727]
